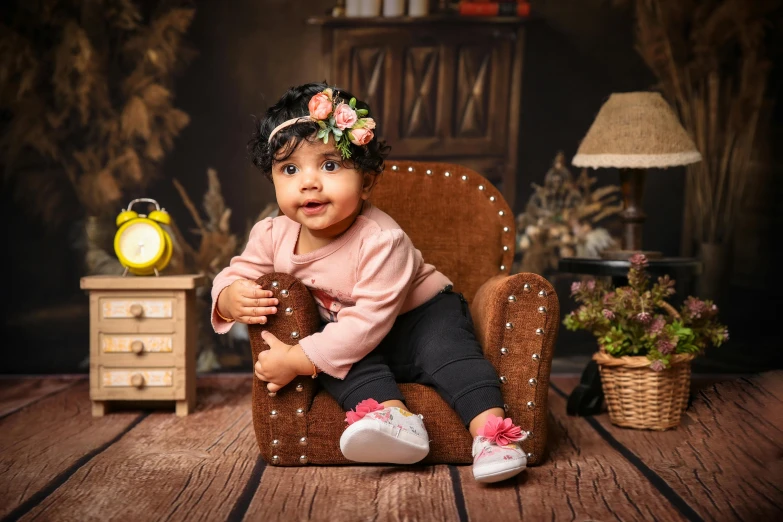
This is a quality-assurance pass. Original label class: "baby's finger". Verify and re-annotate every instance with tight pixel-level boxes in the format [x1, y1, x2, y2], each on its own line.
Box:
[238, 313, 268, 324]
[238, 296, 278, 308]
[243, 286, 274, 300]
[267, 382, 283, 393]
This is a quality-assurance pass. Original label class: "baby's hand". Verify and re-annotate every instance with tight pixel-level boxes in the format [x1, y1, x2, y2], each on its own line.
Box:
[218, 279, 278, 324]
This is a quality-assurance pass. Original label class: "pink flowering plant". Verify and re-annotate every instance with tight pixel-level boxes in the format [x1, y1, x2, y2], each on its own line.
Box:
[307, 88, 375, 159]
[563, 254, 729, 371]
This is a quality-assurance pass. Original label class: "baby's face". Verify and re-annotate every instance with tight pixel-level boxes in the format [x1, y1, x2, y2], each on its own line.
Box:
[272, 137, 374, 239]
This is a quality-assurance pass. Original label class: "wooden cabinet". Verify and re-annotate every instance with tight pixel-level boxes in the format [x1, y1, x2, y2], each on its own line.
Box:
[309, 15, 526, 207]
[80, 274, 205, 416]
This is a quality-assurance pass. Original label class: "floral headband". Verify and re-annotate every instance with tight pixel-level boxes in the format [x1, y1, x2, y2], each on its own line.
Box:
[267, 88, 376, 159]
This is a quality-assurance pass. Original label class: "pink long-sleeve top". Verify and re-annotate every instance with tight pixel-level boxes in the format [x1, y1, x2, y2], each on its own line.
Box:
[211, 202, 452, 379]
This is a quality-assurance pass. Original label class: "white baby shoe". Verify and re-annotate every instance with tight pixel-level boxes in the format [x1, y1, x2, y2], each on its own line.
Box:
[340, 399, 430, 464]
[471, 415, 528, 483]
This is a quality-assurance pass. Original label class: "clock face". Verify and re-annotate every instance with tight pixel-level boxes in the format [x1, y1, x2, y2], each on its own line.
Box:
[118, 222, 163, 265]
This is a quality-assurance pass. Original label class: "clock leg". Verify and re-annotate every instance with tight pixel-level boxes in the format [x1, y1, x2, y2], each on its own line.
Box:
[176, 399, 190, 416]
[92, 401, 107, 417]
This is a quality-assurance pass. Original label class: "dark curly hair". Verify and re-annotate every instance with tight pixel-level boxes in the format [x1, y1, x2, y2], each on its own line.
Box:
[248, 82, 390, 181]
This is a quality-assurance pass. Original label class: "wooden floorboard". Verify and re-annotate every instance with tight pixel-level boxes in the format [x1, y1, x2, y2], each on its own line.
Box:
[593, 371, 783, 522]
[246, 465, 459, 521]
[458, 379, 686, 522]
[0, 376, 81, 420]
[0, 373, 780, 521]
[18, 376, 259, 522]
[0, 379, 141, 519]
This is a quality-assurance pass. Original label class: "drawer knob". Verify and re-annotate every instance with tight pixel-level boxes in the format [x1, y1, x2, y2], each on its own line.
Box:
[131, 340, 144, 354]
[129, 304, 144, 317]
[131, 373, 145, 388]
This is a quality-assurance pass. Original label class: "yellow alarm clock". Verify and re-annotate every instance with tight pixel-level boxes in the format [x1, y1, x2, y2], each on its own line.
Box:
[114, 198, 173, 276]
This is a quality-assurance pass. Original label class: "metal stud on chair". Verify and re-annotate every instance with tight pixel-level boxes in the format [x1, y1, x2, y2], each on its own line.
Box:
[498, 210, 505, 216]
[489, 196, 496, 202]
[536, 328, 544, 336]
[503, 404, 509, 412]
[528, 378, 537, 387]
[291, 331, 300, 339]
[527, 431, 533, 439]
[503, 246, 509, 251]
[500, 265, 506, 271]
[271, 281, 279, 289]
[296, 383, 304, 392]
[532, 353, 540, 361]
[538, 306, 547, 314]
[527, 401, 535, 409]
[271, 455, 280, 465]
[271, 439, 280, 446]
[285, 307, 294, 315]
[408, 166, 414, 172]
[270, 410, 278, 419]
[527, 452, 534, 461]
[418, 414, 424, 420]
[444, 171, 451, 177]
[299, 455, 308, 464]
[523, 283, 531, 292]
[268, 391, 277, 397]
[503, 226, 509, 232]
[461, 175, 468, 181]
[299, 437, 307, 446]
[296, 408, 304, 417]
[500, 376, 508, 384]
[392, 165, 399, 171]
[280, 289, 289, 298]
[500, 347, 509, 355]
[505, 322, 513, 329]
[538, 289, 547, 297]
[478, 185, 485, 191]
[426, 169, 433, 175]
[508, 295, 516, 302]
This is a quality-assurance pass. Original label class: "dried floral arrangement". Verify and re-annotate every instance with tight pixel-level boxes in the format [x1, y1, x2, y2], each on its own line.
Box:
[619, 0, 780, 252]
[564, 254, 729, 370]
[173, 168, 278, 371]
[514, 152, 622, 275]
[0, 0, 195, 223]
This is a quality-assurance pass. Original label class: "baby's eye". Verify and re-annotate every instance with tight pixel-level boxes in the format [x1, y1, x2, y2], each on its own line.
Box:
[322, 161, 340, 172]
[283, 165, 298, 175]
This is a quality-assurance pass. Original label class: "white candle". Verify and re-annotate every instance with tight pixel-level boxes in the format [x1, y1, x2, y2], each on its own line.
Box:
[408, 0, 429, 16]
[361, 0, 382, 17]
[383, 0, 406, 17]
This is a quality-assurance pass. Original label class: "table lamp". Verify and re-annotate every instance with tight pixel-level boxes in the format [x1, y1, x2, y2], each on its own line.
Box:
[572, 92, 701, 259]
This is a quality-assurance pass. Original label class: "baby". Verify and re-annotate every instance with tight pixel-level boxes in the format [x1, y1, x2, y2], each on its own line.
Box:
[211, 82, 527, 483]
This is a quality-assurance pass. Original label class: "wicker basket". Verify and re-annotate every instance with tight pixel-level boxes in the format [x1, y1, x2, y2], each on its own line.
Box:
[592, 302, 694, 430]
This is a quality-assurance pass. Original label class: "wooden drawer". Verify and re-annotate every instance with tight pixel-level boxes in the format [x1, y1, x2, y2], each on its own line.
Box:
[99, 296, 175, 320]
[92, 366, 183, 401]
[100, 333, 175, 354]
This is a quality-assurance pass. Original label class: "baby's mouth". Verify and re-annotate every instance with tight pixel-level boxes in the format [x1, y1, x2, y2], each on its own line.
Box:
[303, 201, 326, 208]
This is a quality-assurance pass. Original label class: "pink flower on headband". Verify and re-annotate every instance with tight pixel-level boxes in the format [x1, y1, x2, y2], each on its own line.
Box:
[309, 92, 333, 120]
[477, 414, 526, 446]
[333, 103, 358, 130]
[345, 398, 384, 425]
[349, 127, 374, 146]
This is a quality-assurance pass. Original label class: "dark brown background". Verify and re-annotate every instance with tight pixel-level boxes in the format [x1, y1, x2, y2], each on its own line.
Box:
[4, 0, 781, 373]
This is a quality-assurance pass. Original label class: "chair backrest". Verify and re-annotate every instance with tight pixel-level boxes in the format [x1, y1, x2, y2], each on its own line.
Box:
[370, 161, 516, 302]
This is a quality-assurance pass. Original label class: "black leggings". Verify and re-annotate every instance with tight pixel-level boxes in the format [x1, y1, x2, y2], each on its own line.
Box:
[317, 287, 504, 427]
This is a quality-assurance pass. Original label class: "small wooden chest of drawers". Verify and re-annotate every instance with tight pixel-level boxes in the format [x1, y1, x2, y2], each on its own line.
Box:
[80, 274, 205, 416]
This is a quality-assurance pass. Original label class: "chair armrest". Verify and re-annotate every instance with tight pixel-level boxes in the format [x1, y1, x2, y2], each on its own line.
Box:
[470, 272, 560, 465]
[248, 273, 322, 466]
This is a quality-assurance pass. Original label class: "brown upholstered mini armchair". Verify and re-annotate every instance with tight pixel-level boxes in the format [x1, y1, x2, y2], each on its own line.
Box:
[247, 161, 559, 467]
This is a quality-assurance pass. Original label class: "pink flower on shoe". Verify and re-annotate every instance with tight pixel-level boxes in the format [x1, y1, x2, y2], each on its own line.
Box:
[345, 398, 384, 425]
[477, 415, 525, 446]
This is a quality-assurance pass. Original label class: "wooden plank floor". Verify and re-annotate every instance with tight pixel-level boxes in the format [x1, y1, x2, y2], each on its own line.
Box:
[1, 373, 781, 522]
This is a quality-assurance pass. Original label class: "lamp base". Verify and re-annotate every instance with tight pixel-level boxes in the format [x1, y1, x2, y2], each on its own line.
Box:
[600, 249, 663, 261]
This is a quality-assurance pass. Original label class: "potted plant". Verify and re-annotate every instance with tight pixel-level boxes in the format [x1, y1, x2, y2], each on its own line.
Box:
[564, 254, 729, 430]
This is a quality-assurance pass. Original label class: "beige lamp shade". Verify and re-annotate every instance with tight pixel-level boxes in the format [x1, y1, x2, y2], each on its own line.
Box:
[572, 92, 702, 169]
